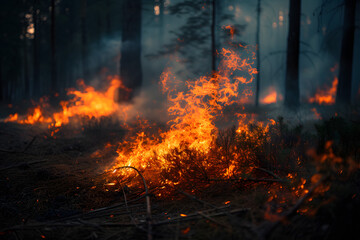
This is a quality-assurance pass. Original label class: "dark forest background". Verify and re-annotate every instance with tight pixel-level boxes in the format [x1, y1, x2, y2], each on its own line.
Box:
[0, 0, 359, 108]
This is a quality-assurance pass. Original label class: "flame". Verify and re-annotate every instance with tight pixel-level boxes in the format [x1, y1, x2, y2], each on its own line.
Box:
[223, 25, 235, 40]
[4, 76, 130, 128]
[111, 48, 258, 187]
[260, 87, 281, 104]
[308, 76, 338, 105]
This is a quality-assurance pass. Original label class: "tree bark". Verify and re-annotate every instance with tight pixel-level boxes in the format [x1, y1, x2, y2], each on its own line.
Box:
[23, 30, 30, 99]
[81, 0, 88, 81]
[106, 0, 111, 35]
[0, 57, 3, 101]
[211, 0, 217, 73]
[119, 0, 142, 101]
[255, 0, 261, 107]
[33, 0, 40, 97]
[336, 0, 356, 105]
[284, 0, 301, 109]
[50, 0, 57, 94]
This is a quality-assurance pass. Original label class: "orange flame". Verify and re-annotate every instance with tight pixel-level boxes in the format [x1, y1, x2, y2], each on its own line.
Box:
[308, 76, 338, 105]
[4, 76, 129, 128]
[110, 48, 259, 188]
[260, 87, 281, 104]
[223, 25, 235, 40]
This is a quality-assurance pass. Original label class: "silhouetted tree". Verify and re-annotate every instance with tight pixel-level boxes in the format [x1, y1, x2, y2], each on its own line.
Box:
[336, 0, 356, 105]
[284, 0, 301, 109]
[81, 0, 88, 81]
[255, 0, 261, 107]
[50, 0, 57, 93]
[119, 0, 142, 100]
[33, 0, 40, 97]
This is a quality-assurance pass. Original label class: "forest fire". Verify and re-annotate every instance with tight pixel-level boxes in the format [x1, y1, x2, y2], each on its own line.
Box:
[108, 48, 262, 190]
[308, 76, 338, 105]
[1, 0, 360, 238]
[3, 76, 130, 128]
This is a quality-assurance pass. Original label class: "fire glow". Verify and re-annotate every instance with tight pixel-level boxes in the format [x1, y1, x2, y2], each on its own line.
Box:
[308, 76, 338, 105]
[260, 87, 281, 104]
[109, 48, 261, 187]
[4, 76, 131, 128]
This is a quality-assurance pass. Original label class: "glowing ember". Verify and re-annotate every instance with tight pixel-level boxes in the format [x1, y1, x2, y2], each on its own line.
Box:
[311, 108, 322, 120]
[223, 25, 235, 40]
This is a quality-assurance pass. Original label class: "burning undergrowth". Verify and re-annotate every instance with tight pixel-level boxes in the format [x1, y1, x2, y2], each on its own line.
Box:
[1, 47, 360, 239]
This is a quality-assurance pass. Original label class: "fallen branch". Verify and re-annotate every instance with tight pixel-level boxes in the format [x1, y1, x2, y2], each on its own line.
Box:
[208, 178, 285, 183]
[0, 160, 47, 172]
[113, 166, 153, 240]
[0, 136, 37, 154]
[254, 167, 282, 181]
[154, 207, 249, 226]
[259, 175, 329, 239]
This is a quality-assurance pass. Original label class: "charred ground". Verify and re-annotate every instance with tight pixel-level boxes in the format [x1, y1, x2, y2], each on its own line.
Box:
[0, 108, 359, 240]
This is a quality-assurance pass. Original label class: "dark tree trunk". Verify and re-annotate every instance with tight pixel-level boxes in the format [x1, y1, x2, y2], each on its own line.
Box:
[50, 0, 57, 94]
[23, 32, 30, 99]
[159, 0, 165, 45]
[33, 0, 40, 97]
[81, 0, 88, 81]
[336, 0, 356, 105]
[119, 0, 142, 100]
[0, 57, 3, 101]
[106, 0, 111, 35]
[211, 0, 217, 72]
[255, 0, 261, 107]
[284, 0, 301, 109]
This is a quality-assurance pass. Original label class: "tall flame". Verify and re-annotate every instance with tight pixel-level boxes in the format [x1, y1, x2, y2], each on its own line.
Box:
[111, 48, 258, 186]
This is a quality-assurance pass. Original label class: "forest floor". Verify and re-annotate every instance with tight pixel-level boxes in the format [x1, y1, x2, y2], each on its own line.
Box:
[0, 104, 360, 240]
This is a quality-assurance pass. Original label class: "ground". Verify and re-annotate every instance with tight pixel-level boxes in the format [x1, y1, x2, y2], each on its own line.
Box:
[0, 104, 360, 240]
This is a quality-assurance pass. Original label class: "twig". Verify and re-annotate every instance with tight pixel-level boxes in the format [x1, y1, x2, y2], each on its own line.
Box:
[260, 175, 328, 239]
[154, 208, 249, 226]
[22, 136, 37, 153]
[113, 166, 152, 240]
[197, 211, 232, 230]
[254, 167, 282, 181]
[0, 160, 47, 172]
[51, 199, 145, 222]
[208, 178, 285, 183]
[176, 189, 218, 209]
[0, 136, 37, 154]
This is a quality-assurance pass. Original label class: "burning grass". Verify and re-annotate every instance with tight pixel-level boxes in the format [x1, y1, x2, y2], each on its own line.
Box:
[1, 47, 360, 239]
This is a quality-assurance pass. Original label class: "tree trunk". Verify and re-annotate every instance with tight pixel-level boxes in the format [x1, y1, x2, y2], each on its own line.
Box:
[255, 0, 261, 107]
[33, 0, 40, 98]
[159, 0, 165, 45]
[23, 31, 30, 99]
[0, 57, 3, 101]
[81, 0, 88, 81]
[119, 0, 142, 101]
[211, 0, 217, 73]
[284, 0, 301, 109]
[336, 0, 356, 105]
[106, 0, 111, 35]
[50, 0, 57, 94]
